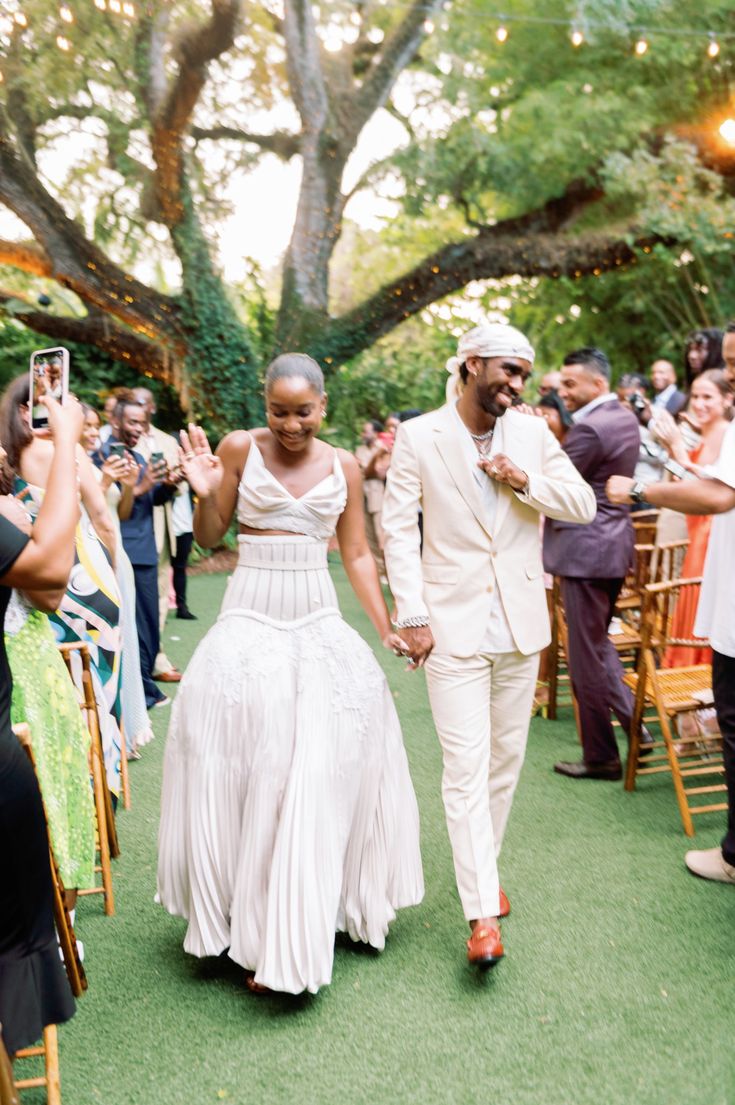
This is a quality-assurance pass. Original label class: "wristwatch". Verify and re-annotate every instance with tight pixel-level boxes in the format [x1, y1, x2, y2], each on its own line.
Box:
[629, 481, 648, 504]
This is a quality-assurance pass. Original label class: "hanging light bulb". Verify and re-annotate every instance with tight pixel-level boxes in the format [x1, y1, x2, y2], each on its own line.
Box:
[707, 34, 720, 59]
[56, 34, 71, 49]
[570, 28, 584, 47]
[109, 0, 121, 12]
[0, 15, 13, 35]
[59, 5, 74, 23]
[122, 1, 135, 15]
[94, 0, 107, 8]
[423, 18, 434, 33]
[634, 36, 648, 56]
[495, 24, 509, 43]
[14, 11, 28, 26]
[719, 118, 735, 146]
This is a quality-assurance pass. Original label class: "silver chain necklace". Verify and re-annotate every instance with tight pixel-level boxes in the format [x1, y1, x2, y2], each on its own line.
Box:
[470, 427, 494, 443]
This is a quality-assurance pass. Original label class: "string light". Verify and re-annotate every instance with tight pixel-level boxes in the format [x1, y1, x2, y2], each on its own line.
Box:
[13, 11, 27, 26]
[719, 119, 735, 146]
[109, 0, 121, 12]
[122, 1, 135, 15]
[495, 24, 508, 43]
[59, 5, 74, 24]
[0, 15, 13, 35]
[634, 36, 648, 56]
[423, 18, 434, 33]
[570, 28, 584, 47]
[94, 0, 107, 8]
[707, 34, 720, 58]
[56, 34, 71, 50]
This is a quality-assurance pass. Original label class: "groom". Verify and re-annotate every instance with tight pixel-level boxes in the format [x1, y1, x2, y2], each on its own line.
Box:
[381, 322, 596, 970]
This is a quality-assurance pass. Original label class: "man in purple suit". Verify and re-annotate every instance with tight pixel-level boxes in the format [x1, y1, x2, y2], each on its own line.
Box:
[543, 348, 641, 780]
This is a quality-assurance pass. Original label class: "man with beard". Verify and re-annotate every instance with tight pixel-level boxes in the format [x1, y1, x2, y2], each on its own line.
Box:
[543, 348, 641, 780]
[382, 323, 595, 971]
[95, 398, 174, 709]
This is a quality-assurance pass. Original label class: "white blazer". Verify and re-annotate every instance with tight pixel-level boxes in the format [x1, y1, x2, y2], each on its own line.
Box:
[382, 405, 596, 657]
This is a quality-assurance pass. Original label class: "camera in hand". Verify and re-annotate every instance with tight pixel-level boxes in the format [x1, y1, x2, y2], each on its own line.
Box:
[628, 392, 647, 416]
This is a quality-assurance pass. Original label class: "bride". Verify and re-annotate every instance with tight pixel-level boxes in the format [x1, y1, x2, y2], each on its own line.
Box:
[157, 353, 424, 995]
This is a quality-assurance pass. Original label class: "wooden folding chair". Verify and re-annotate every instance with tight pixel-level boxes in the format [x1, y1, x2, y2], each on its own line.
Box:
[58, 643, 118, 916]
[12, 725, 87, 999]
[623, 578, 725, 836]
[0, 1029, 19, 1105]
[631, 509, 659, 545]
[546, 578, 583, 739]
[13, 1027, 61, 1105]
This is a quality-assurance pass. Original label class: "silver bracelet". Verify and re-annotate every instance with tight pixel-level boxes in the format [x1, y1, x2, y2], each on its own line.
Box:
[392, 615, 431, 629]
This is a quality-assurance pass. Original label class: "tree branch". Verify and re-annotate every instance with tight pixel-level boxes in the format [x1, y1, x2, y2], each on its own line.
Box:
[283, 0, 329, 130]
[351, 0, 442, 135]
[0, 239, 52, 278]
[325, 227, 669, 364]
[0, 133, 180, 341]
[0, 294, 177, 376]
[191, 125, 301, 159]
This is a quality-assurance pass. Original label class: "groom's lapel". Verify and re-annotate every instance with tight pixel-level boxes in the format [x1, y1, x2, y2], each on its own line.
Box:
[433, 408, 492, 541]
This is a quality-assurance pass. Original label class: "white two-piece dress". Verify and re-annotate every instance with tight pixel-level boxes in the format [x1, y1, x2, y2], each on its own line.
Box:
[157, 440, 424, 994]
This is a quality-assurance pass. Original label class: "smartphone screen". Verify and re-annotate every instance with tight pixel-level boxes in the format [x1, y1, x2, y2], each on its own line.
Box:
[109, 442, 127, 459]
[30, 346, 69, 429]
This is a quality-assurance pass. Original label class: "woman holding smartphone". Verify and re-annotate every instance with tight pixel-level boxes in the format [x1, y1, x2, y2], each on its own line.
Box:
[157, 354, 423, 996]
[0, 393, 81, 1060]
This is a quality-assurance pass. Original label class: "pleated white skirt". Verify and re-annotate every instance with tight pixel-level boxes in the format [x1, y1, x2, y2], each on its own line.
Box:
[157, 536, 424, 994]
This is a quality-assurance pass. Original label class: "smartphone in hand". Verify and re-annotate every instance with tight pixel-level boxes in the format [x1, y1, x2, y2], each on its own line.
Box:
[109, 442, 127, 459]
[30, 347, 69, 429]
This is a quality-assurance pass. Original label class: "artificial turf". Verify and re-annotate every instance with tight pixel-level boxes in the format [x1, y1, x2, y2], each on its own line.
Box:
[37, 565, 734, 1105]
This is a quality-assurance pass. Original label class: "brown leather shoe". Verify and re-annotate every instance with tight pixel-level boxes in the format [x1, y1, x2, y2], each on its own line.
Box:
[467, 924, 504, 969]
[499, 888, 510, 918]
[155, 670, 182, 683]
[553, 759, 622, 780]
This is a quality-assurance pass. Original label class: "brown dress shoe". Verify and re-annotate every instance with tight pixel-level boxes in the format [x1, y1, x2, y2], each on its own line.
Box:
[467, 924, 504, 969]
[155, 669, 182, 683]
[499, 888, 510, 918]
[553, 759, 622, 780]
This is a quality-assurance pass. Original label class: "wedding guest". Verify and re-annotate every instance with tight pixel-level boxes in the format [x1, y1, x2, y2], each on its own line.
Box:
[543, 348, 641, 781]
[382, 322, 595, 970]
[538, 370, 562, 397]
[131, 387, 184, 681]
[0, 392, 81, 1059]
[653, 370, 733, 668]
[0, 378, 124, 800]
[723, 322, 735, 387]
[607, 421, 735, 885]
[684, 328, 723, 387]
[355, 419, 386, 580]
[157, 354, 423, 995]
[95, 398, 173, 710]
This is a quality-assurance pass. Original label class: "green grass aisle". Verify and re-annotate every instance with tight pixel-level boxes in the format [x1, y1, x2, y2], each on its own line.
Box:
[49, 564, 734, 1105]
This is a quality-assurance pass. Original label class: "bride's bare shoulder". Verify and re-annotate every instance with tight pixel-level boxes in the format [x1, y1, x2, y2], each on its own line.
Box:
[216, 429, 253, 473]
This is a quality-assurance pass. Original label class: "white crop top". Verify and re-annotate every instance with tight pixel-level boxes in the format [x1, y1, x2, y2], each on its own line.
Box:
[236, 438, 347, 540]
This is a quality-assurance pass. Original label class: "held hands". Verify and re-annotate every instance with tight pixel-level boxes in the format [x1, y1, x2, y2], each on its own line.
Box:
[179, 424, 223, 499]
[477, 453, 529, 492]
[606, 476, 635, 504]
[385, 624, 435, 670]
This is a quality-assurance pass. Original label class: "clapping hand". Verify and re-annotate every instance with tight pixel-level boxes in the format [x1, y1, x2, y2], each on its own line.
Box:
[179, 424, 223, 499]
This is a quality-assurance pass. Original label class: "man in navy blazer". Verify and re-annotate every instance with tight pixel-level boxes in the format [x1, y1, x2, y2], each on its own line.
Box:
[95, 398, 174, 709]
[543, 348, 641, 779]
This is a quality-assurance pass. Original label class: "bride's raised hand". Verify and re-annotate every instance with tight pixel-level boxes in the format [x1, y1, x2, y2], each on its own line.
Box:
[179, 424, 223, 499]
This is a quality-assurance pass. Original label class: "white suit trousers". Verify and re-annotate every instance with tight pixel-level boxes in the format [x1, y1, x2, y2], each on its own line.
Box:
[425, 649, 539, 921]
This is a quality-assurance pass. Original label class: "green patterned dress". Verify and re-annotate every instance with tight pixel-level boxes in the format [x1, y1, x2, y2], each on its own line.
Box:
[6, 591, 96, 891]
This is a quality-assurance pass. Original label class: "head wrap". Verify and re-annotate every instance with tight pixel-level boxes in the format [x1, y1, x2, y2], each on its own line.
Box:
[446, 322, 535, 402]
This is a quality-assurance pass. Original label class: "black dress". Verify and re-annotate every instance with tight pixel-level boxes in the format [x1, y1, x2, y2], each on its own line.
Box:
[0, 516, 75, 1055]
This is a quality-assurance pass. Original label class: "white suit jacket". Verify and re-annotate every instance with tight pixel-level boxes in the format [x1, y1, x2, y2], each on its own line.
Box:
[382, 405, 596, 657]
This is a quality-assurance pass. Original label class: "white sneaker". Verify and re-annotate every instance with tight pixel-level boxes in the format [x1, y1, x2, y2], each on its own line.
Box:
[152, 696, 171, 709]
[684, 846, 735, 884]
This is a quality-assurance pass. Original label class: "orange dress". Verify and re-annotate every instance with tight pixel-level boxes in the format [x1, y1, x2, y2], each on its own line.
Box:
[663, 446, 712, 668]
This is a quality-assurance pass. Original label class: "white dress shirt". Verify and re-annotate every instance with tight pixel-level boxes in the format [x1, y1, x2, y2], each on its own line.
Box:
[653, 384, 677, 410]
[694, 421, 735, 657]
[451, 403, 517, 653]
